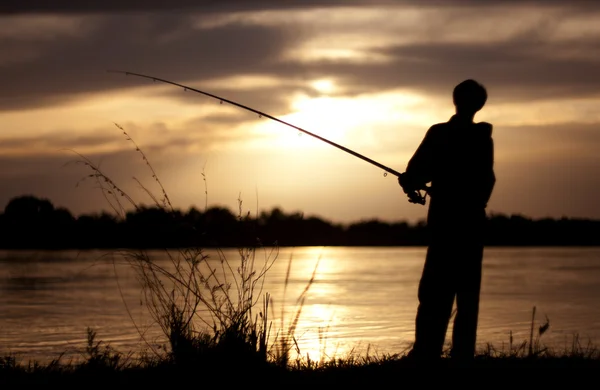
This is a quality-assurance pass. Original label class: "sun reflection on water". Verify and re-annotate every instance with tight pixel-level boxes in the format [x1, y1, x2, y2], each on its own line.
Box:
[267, 247, 378, 362]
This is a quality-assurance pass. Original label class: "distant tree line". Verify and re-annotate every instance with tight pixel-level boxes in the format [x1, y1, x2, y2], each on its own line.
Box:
[0, 195, 599, 249]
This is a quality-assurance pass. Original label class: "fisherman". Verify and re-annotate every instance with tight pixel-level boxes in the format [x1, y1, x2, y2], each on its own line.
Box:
[398, 79, 496, 361]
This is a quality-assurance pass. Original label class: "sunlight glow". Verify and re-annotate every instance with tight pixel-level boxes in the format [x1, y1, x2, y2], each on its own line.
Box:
[290, 46, 391, 64]
[310, 79, 336, 94]
[253, 90, 430, 150]
[0, 86, 240, 155]
[199, 75, 287, 90]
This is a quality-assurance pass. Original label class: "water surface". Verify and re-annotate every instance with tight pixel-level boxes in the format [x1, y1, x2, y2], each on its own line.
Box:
[1, 246, 599, 362]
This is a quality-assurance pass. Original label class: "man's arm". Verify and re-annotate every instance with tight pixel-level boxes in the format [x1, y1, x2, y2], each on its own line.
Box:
[479, 123, 495, 208]
[398, 126, 436, 203]
[481, 137, 495, 208]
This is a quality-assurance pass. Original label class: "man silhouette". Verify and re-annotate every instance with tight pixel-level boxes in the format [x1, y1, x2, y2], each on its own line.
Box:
[398, 79, 495, 361]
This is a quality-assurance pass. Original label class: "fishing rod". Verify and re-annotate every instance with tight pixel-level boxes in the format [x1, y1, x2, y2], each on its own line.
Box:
[108, 70, 428, 204]
[109, 70, 403, 176]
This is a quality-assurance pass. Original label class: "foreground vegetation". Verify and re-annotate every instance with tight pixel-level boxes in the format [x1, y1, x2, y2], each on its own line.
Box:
[3, 329, 600, 386]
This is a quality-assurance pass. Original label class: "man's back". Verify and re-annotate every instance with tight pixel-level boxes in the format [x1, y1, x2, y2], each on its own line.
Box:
[405, 115, 495, 214]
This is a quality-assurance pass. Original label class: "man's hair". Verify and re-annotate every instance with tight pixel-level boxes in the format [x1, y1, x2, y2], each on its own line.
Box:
[453, 79, 487, 113]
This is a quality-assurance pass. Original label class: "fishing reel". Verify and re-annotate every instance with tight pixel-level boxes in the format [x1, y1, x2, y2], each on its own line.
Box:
[407, 189, 427, 205]
[398, 173, 429, 206]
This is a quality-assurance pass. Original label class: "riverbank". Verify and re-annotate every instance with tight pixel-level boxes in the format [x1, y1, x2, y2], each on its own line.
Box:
[3, 352, 600, 386]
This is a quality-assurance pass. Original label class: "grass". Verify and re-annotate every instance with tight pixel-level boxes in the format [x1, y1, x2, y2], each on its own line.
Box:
[2, 327, 600, 386]
[2, 124, 599, 384]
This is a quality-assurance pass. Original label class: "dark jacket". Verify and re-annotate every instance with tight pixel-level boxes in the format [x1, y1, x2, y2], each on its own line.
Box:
[403, 115, 496, 226]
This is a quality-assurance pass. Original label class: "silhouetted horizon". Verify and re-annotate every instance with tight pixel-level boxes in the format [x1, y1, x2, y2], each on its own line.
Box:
[0, 195, 599, 250]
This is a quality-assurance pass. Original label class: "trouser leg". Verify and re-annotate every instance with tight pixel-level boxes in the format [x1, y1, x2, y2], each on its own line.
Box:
[412, 244, 455, 358]
[451, 244, 484, 359]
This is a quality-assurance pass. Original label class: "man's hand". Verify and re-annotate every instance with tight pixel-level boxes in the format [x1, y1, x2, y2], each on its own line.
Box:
[398, 173, 427, 205]
[398, 172, 419, 194]
[398, 173, 410, 192]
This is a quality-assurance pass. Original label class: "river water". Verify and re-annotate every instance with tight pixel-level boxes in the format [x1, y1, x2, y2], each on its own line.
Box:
[1, 247, 599, 363]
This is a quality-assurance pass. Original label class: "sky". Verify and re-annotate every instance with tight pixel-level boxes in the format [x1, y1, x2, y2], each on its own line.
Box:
[1, 0, 600, 224]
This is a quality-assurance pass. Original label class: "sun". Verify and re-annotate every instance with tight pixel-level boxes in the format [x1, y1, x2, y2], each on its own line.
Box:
[249, 83, 429, 153]
[310, 78, 335, 94]
[264, 95, 374, 149]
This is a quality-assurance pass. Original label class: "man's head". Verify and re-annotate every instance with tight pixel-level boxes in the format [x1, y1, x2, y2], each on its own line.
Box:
[453, 79, 487, 115]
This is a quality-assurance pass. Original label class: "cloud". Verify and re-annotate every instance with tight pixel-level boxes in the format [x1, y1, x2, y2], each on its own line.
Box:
[2, 3, 600, 116]
[372, 40, 600, 102]
[0, 13, 303, 111]
[0, 114, 276, 160]
[159, 81, 317, 118]
[0, 0, 347, 14]
[3, 1, 600, 15]
[0, 133, 118, 154]
[260, 6, 600, 103]
[494, 122, 600, 160]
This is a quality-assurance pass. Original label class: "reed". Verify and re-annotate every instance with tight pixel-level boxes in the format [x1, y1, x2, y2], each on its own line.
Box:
[69, 124, 318, 369]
